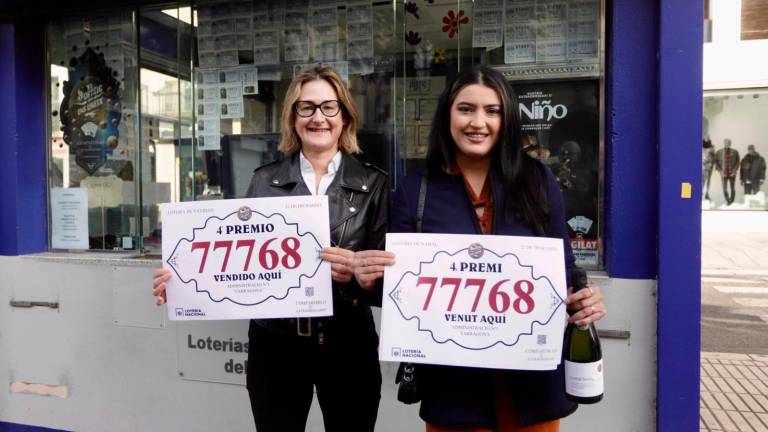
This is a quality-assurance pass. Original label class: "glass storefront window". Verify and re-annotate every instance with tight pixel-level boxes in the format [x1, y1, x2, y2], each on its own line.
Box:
[704, 89, 768, 210]
[45, 0, 604, 268]
[47, 7, 195, 253]
[189, 0, 397, 197]
[48, 12, 140, 251]
[395, 0, 603, 268]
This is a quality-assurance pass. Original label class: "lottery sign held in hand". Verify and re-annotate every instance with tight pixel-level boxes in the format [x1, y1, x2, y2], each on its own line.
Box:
[381, 233, 567, 371]
[161, 196, 332, 321]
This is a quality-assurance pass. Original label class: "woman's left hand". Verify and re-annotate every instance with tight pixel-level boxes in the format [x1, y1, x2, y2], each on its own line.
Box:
[320, 247, 355, 283]
[352, 250, 395, 292]
[565, 283, 607, 326]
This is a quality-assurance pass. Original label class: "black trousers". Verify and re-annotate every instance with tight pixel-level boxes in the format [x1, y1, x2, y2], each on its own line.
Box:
[722, 176, 736, 204]
[744, 181, 759, 195]
[246, 315, 382, 432]
[703, 167, 713, 198]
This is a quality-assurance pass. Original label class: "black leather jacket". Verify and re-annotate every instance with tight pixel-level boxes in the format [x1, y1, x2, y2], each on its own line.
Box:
[245, 152, 388, 341]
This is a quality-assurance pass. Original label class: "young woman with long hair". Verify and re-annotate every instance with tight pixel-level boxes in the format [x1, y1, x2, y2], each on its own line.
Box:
[356, 65, 606, 432]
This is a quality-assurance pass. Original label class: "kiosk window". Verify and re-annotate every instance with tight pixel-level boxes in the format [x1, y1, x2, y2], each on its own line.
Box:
[45, 1, 603, 268]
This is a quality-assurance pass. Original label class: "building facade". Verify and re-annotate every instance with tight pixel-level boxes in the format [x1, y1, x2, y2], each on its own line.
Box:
[703, 0, 768, 210]
[0, 0, 701, 430]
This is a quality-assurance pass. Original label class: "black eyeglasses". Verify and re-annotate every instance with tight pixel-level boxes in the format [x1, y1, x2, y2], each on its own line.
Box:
[294, 100, 342, 118]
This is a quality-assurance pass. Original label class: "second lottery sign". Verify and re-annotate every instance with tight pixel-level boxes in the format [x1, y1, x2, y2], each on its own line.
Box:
[161, 196, 332, 321]
[380, 233, 567, 371]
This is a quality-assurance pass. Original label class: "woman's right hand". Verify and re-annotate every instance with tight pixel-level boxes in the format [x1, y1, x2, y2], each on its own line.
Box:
[565, 283, 606, 326]
[352, 250, 395, 291]
[153, 268, 172, 305]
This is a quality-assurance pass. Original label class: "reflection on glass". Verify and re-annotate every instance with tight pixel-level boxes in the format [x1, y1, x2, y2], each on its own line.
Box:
[394, 0, 603, 268]
[189, 0, 397, 202]
[138, 6, 196, 254]
[704, 90, 768, 210]
[44, 0, 604, 266]
[47, 12, 138, 251]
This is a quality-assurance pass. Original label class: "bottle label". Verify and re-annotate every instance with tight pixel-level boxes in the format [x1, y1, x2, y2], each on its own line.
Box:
[565, 359, 604, 397]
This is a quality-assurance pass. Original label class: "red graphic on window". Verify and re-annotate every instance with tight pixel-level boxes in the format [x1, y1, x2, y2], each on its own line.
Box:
[442, 10, 468, 39]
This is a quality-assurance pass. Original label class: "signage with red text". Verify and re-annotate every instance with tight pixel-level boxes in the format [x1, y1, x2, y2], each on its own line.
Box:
[380, 233, 567, 370]
[161, 196, 332, 320]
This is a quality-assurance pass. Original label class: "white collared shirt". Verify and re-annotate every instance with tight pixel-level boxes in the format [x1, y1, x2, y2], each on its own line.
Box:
[299, 150, 342, 195]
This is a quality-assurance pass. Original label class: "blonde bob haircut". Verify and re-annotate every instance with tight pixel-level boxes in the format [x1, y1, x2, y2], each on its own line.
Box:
[278, 65, 361, 155]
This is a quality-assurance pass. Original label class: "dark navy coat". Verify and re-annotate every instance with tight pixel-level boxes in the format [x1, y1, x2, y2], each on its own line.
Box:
[389, 164, 578, 428]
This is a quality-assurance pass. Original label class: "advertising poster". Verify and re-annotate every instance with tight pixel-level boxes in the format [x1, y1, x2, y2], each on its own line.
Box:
[59, 47, 122, 175]
[161, 196, 333, 321]
[380, 233, 567, 371]
[513, 80, 600, 267]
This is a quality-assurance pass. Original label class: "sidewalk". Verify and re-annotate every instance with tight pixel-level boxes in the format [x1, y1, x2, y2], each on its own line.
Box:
[700, 352, 768, 431]
[701, 213, 768, 431]
[702, 232, 768, 272]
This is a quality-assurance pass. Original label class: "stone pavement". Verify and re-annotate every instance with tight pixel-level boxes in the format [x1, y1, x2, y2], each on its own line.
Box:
[701, 219, 768, 431]
[702, 232, 768, 272]
[700, 352, 768, 431]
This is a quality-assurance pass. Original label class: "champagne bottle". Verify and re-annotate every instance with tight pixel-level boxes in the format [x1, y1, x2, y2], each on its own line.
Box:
[564, 267, 604, 404]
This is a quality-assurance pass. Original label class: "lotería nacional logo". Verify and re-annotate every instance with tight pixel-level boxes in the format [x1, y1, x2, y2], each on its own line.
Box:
[183, 308, 206, 317]
[237, 206, 252, 221]
[468, 243, 484, 259]
[173, 307, 206, 317]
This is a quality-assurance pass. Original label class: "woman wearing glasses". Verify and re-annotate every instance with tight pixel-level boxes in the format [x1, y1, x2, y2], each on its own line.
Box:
[153, 65, 388, 432]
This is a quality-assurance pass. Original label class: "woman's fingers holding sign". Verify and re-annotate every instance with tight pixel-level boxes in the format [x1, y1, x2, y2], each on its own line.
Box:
[565, 283, 607, 326]
[353, 250, 396, 291]
[153, 268, 172, 305]
[320, 247, 355, 283]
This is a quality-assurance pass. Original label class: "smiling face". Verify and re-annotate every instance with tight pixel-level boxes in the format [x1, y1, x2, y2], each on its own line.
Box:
[449, 83, 503, 163]
[294, 79, 345, 157]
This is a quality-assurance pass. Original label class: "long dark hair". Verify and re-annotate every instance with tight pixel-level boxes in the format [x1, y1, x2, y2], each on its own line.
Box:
[426, 65, 550, 235]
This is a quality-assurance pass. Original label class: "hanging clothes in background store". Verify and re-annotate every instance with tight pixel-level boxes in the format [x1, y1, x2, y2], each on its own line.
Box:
[703, 137, 716, 200]
[740, 144, 766, 195]
[715, 138, 740, 205]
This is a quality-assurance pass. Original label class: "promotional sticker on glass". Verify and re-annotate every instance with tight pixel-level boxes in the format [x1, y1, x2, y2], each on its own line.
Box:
[161, 196, 333, 321]
[380, 233, 567, 371]
[59, 48, 122, 175]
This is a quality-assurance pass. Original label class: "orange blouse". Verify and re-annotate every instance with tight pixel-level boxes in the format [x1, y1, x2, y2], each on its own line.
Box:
[450, 164, 494, 234]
